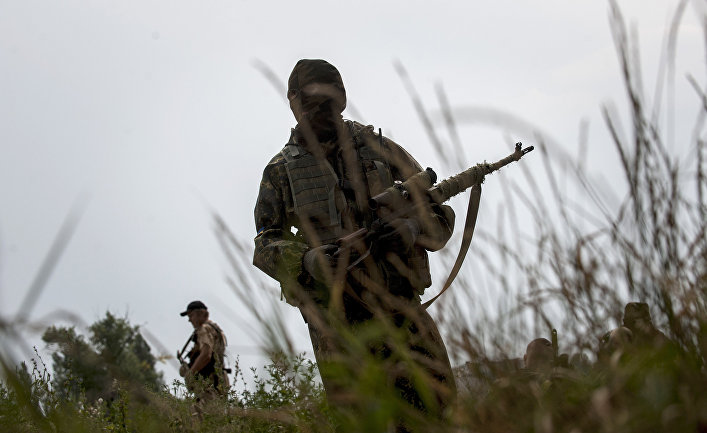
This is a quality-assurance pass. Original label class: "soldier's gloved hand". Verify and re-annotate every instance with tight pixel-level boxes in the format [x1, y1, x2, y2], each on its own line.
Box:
[302, 244, 339, 283]
[376, 218, 420, 255]
[179, 363, 189, 378]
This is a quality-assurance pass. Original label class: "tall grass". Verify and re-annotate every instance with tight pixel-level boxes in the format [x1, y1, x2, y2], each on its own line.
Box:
[2, 1, 706, 431]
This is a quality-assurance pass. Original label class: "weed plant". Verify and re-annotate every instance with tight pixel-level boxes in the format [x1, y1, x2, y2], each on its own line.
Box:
[1, 1, 706, 432]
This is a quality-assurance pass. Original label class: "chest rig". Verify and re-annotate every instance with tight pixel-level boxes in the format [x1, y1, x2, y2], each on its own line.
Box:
[281, 122, 393, 246]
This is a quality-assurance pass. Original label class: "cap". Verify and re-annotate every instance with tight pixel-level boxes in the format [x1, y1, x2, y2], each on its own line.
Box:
[180, 300, 207, 316]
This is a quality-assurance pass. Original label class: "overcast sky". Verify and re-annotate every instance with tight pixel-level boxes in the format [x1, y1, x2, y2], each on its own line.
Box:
[1, 0, 704, 386]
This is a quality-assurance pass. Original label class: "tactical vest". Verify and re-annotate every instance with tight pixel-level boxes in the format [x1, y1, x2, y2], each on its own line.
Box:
[282, 121, 433, 294]
[189, 322, 227, 383]
[281, 122, 392, 245]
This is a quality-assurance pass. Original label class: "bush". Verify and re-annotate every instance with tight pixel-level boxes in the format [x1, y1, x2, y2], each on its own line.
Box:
[2, 1, 705, 432]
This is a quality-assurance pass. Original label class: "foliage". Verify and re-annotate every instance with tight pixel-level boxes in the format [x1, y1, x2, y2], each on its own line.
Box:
[461, 343, 707, 432]
[0, 351, 332, 433]
[41, 311, 164, 402]
[1, 1, 706, 432]
[226, 352, 333, 432]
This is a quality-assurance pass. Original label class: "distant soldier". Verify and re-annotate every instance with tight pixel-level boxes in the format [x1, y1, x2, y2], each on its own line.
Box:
[484, 337, 575, 430]
[597, 326, 634, 365]
[622, 302, 670, 348]
[523, 338, 554, 373]
[178, 301, 229, 401]
[569, 352, 592, 374]
[515, 335, 581, 385]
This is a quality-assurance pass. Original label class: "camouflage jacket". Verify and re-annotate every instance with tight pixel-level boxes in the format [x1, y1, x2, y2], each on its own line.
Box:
[253, 120, 455, 307]
[188, 320, 227, 377]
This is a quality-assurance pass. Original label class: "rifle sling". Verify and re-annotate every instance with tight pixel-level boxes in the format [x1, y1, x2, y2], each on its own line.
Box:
[422, 183, 482, 309]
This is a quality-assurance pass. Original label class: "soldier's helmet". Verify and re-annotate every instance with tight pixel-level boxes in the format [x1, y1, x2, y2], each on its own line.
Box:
[524, 338, 554, 372]
[623, 302, 652, 328]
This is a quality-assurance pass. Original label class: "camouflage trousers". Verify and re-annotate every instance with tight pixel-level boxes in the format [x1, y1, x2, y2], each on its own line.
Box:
[186, 370, 229, 417]
[302, 298, 456, 431]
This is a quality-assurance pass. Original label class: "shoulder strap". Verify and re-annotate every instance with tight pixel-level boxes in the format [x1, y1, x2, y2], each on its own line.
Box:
[203, 322, 226, 347]
[423, 183, 482, 309]
[281, 143, 302, 162]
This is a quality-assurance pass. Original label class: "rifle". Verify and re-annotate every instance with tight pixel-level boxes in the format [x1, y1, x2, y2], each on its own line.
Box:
[177, 331, 196, 365]
[551, 328, 559, 363]
[550, 328, 570, 368]
[336, 142, 534, 273]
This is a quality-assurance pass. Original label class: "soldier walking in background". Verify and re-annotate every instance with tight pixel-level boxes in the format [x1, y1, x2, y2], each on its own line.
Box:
[253, 59, 457, 431]
[178, 300, 229, 405]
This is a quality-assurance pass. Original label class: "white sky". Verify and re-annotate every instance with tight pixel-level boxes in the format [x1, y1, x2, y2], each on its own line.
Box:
[1, 0, 704, 386]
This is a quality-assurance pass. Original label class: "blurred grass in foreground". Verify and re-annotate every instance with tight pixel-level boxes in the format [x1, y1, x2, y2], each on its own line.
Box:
[2, 0, 706, 431]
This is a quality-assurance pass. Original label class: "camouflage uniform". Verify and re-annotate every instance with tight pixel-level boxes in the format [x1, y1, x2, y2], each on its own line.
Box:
[253, 119, 457, 422]
[188, 320, 229, 400]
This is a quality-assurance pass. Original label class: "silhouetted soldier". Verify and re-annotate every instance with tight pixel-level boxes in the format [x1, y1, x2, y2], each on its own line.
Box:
[253, 59, 456, 431]
[622, 302, 670, 349]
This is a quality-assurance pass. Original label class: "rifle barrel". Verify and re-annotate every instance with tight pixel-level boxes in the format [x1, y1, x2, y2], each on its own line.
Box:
[428, 143, 533, 204]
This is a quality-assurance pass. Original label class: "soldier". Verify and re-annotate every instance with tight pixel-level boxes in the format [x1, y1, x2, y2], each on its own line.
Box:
[253, 59, 456, 431]
[523, 338, 554, 373]
[597, 326, 633, 360]
[622, 302, 670, 349]
[179, 300, 229, 402]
